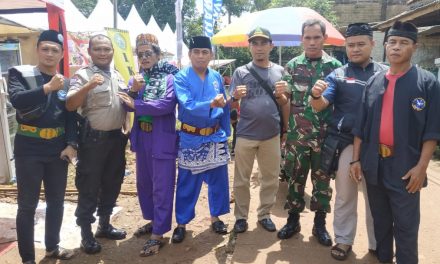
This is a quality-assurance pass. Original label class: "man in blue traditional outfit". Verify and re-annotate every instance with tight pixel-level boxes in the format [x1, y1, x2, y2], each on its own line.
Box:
[171, 36, 231, 243]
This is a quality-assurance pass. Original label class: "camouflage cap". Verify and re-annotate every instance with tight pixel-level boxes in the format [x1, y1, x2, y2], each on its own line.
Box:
[248, 27, 272, 42]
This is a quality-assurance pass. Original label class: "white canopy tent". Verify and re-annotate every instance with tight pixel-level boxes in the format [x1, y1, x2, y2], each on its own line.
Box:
[0, 12, 47, 30]
[145, 16, 162, 39]
[125, 5, 148, 46]
[65, 0, 89, 32]
[87, 0, 126, 32]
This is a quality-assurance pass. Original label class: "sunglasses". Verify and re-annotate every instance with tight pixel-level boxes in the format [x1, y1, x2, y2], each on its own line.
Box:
[137, 51, 155, 58]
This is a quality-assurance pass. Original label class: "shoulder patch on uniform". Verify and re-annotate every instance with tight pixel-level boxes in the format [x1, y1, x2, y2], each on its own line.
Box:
[411, 97, 426, 111]
[69, 74, 80, 85]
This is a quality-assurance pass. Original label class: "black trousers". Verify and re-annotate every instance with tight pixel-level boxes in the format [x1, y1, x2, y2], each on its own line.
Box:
[75, 130, 127, 226]
[15, 155, 68, 263]
[367, 157, 420, 264]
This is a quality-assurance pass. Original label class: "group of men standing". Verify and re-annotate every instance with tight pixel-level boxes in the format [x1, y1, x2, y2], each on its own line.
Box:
[8, 17, 440, 264]
[228, 19, 439, 264]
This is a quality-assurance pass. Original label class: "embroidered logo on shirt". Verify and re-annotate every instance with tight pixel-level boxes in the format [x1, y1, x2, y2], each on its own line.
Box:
[69, 75, 79, 86]
[57, 90, 67, 101]
[411, 97, 426, 111]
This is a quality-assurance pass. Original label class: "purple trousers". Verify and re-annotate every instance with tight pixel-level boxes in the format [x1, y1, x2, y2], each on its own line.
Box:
[136, 132, 176, 235]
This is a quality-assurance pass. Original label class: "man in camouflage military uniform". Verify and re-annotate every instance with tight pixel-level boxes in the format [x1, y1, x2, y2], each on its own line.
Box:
[277, 19, 342, 247]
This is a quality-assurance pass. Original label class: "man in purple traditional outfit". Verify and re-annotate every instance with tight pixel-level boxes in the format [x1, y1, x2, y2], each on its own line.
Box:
[118, 33, 179, 256]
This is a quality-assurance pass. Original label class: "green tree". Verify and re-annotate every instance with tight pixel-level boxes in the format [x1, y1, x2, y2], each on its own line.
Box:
[252, 0, 271, 11]
[222, 0, 251, 24]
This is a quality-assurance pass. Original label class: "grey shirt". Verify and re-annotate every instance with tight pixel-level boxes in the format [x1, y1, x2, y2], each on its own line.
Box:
[230, 62, 284, 140]
[68, 64, 127, 131]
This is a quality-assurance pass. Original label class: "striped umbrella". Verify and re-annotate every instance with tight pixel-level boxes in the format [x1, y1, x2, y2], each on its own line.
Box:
[212, 7, 345, 47]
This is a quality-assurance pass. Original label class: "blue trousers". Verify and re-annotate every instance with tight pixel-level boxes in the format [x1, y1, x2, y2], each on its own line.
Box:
[367, 157, 420, 264]
[175, 165, 230, 224]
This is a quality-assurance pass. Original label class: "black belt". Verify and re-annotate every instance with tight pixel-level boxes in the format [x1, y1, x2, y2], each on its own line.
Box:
[87, 128, 121, 138]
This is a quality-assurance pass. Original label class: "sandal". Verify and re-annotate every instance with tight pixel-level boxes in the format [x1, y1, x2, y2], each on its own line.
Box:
[139, 239, 163, 257]
[134, 223, 153, 237]
[45, 246, 74, 260]
[331, 243, 352, 261]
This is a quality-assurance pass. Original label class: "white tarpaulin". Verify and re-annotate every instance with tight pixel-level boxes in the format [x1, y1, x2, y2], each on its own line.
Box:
[65, 0, 88, 32]
[87, 0, 126, 32]
[124, 5, 148, 46]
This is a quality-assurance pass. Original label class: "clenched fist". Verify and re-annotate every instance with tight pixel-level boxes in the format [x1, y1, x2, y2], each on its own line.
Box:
[87, 73, 105, 90]
[233, 85, 247, 100]
[274, 81, 288, 98]
[131, 73, 145, 92]
[210, 94, 226, 108]
[44, 74, 64, 93]
[311, 80, 328, 98]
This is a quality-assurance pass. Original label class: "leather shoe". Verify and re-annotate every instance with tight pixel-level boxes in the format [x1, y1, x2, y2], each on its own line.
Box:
[277, 222, 301, 239]
[95, 224, 127, 240]
[211, 220, 227, 234]
[23, 261, 36, 264]
[312, 225, 332, 246]
[171, 226, 186, 243]
[80, 238, 102, 254]
[233, 219, 248, 233]
[258, 218, 276, 232]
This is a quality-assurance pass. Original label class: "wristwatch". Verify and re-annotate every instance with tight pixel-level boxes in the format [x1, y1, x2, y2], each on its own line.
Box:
[67, 141, 79, 150]
[310, 93, 322, 100]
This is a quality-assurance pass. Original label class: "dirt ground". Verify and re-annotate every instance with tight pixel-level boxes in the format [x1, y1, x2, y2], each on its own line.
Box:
[1, 151, 440, 264]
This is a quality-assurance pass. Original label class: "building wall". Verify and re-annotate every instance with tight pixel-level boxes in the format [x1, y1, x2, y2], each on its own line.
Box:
[334, 1, 408, 26]
[412, 36, 440, 71]
[0, 33, 39, 66]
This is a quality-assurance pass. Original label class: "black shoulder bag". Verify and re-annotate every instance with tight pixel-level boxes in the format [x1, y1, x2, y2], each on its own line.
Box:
[245, 65, 284, 134]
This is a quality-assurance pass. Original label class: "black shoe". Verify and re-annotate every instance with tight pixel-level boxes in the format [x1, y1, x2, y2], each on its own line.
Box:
[277, 221, 301, 239]
[95, 224, 127, 240]
[277, 212, 301, 239]
[258, 218, 276, 232]
[312, 225, 332, 246]
[171, 226, 186, 243]
[80, 238, 102, 254]
[313, 212, 332, 247]
[211, 220, 227, 234]
[23, 261, 36, 264]
[233, 219, 248, 233]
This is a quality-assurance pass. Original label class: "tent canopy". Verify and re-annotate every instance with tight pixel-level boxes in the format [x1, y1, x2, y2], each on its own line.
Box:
[0, 0, 46, 14]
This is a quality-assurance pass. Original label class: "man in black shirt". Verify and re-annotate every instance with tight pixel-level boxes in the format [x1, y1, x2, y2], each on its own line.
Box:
[8, 30, 78, 264]
[352, 21, 440, 264]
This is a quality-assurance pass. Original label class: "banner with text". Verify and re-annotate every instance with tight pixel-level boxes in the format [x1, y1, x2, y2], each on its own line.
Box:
[105, 28, 135, 84]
